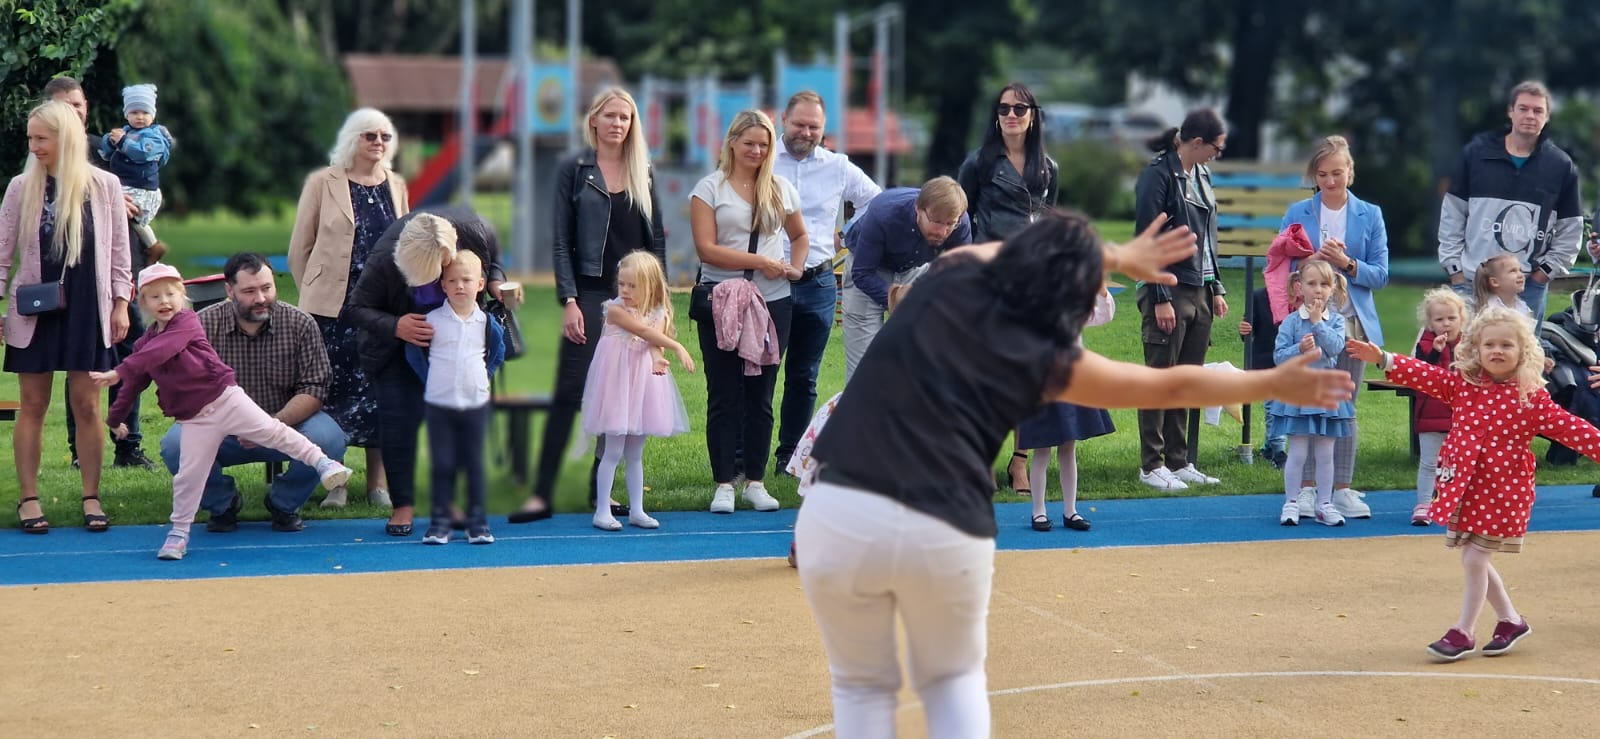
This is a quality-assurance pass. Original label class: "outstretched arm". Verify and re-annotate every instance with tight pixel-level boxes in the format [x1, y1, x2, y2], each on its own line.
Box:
[1057, 350, 1354, 410]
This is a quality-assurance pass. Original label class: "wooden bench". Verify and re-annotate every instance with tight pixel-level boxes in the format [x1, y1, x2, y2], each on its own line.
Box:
[0, 399, 17, 422]
[1365, 378, 1420, 457]
[1211, 162, 1310, 458]
[493, 394, 554, 484]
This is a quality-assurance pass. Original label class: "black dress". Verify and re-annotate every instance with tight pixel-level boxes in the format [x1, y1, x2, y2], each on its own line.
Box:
[4, 179, 116, 373]
[315, 179, 397, 447]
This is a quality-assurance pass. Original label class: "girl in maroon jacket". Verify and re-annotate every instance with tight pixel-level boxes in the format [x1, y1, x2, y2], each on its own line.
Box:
[91, 264, 352, 561]
[1412, 288, 1467, 526]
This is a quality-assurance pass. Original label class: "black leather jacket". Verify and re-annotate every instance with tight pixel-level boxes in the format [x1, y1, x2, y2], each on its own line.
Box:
[956, 149, 1059, 243]
[552, 150, 667, 304]
[1133, 151, 1225, 303]
[348, 206, 506, 375]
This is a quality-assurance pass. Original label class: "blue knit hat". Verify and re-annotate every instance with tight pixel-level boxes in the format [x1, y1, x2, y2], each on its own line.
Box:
[123, 83, 157, 115]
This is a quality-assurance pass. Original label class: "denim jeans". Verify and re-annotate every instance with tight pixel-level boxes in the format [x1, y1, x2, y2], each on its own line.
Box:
[776, 271, 837, 462]
[161, 409, 348, 516]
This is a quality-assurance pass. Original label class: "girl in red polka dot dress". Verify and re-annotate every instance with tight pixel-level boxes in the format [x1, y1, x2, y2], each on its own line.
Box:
[1348, 305, 1600, 662]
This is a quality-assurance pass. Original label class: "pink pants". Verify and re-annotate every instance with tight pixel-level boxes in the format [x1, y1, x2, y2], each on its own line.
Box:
[170, 386, 328, 532]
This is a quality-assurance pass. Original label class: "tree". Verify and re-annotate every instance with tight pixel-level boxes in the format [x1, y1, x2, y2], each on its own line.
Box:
[0, 0, 140, 165]
[114, 0, 350, 214]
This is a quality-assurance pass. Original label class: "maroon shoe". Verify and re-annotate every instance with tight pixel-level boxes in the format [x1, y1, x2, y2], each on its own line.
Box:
[1483, 619, 1531, 656]
[1426, 628, 1475, 661]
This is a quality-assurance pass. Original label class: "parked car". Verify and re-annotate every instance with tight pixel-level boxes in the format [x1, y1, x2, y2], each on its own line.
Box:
[1044, 104, 1167, 151]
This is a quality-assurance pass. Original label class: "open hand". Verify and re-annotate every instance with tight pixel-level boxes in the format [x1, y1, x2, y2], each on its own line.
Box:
[652, 356, 670, 375]
[561, 302, 586, 344]
[1344, 339, 1384, 365]
[395, 313, 434, 347]
[1111, 214, 1197, 285]
[89, 370, 121, 387]
[674, 346, 696, 373]
[1270, 351, 1356, 409]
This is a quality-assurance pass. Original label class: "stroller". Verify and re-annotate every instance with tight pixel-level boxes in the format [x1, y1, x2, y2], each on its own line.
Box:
[1539, 215, 1600, 496]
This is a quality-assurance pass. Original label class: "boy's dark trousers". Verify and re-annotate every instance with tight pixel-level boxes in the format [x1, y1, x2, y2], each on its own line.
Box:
[425, 402, 491, 524]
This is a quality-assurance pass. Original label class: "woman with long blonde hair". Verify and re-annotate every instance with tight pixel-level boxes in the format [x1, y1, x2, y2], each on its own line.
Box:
[1, 100, 134, 533]
[512, 87, 668, 524]
[688, 110, 809, 515]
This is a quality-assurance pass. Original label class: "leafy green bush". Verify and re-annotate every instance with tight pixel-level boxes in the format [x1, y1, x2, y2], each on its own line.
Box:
[1050, 139, 1142, 219]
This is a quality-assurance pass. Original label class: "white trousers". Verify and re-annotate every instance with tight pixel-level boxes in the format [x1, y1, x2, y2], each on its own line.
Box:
[796, 481, 995, 739]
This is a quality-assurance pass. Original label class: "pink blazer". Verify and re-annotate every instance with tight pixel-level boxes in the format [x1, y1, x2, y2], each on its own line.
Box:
[0, 168, 133, 350]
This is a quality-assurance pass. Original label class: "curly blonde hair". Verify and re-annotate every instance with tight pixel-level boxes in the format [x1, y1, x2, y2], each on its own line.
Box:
[1455, 305, 1545, 402]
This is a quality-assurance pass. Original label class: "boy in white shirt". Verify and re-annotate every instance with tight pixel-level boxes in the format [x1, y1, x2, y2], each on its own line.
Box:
[407, 250, 507, 544]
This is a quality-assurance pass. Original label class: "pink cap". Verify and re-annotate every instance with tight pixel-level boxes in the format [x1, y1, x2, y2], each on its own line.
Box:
[136, 262, 184, 292]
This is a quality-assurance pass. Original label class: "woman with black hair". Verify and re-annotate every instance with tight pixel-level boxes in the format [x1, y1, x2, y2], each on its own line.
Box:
[1133, 108, 1230, 492]
[795, 210, 1353, 737]
[957, 82, 1059, 497]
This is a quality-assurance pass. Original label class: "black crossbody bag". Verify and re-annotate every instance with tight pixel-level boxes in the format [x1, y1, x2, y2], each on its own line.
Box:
[689, 209, 760, 322]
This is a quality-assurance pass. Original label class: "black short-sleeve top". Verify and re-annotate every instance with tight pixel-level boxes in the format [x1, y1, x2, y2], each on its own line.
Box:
[810, 260, 1078, 537]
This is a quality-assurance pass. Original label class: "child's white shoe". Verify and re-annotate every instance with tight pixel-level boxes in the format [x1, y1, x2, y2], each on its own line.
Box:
[629, 513, 660, 529]
[316, 458, 353, 491]
[593, 515, 622, 531]
[157, 531, 189, 561]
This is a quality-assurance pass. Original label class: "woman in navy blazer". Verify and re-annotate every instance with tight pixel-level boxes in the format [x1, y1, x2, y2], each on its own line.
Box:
[1277, 135, 1390, 520]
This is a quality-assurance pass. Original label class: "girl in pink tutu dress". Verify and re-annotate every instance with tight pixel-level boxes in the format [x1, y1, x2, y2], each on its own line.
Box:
[581, 251, 695, 530]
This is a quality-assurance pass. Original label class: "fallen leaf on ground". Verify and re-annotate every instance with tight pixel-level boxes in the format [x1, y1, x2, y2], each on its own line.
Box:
[463, 670, 480, 676]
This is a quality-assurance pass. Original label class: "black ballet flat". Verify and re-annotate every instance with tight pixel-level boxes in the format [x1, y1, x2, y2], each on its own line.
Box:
[1030, 514, 1052, 532]
[1063, 513, 1092, 532]
[385, 522, 413, 537]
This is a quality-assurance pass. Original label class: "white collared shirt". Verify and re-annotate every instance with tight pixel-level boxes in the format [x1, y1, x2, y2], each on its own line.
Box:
[775, 145, 882, 268]
[423, 303, 491, 410]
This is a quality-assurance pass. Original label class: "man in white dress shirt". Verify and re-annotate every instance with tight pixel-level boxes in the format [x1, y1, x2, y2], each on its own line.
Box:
[772, 91, 881, 473]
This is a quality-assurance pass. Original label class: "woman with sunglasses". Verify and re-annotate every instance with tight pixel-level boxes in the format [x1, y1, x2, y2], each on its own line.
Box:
[957, 83, 1059, 499]
[1132, 108, 1230, 493]
[288, 108, 411, 515]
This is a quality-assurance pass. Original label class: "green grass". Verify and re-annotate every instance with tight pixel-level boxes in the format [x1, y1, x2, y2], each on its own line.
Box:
[4, 204, 1597, 529]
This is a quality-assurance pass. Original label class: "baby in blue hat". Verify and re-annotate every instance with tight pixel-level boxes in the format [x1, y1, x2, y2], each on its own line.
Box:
[100, 83, 174, 262]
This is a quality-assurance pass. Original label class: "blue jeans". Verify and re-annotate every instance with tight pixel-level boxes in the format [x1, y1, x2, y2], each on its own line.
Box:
[776, 271, 837, 461]
[161, 410, 347, 516]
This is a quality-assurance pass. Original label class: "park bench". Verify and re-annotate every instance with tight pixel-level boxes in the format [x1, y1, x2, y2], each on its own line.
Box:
[0, 399, 18, 422]
[492, 393, 554, 484]
[1210, 161, 1309, 461]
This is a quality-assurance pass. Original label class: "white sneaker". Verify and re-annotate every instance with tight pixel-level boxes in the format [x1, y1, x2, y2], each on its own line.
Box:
[316, 458, 353, 491]
[743, 481, 781, 512]
[709, 484, 736, 514]
[320, 485, 348, 509]
[1315, 502, 1345, 527]
[1296, 488, 1315, 519]
[1139, 468, 1188, 491]
[1280, 501, 1300, 526]
[1332, 488, 1372, 519]
[1173, 464, 1219, 485]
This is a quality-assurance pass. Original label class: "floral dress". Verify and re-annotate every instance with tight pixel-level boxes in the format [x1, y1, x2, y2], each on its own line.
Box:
[315, 179, 396, 447]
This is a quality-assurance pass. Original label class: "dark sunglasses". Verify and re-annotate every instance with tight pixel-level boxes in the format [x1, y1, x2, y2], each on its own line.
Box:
[362, 132, 394, 143]
[996, 104, 1035, 118]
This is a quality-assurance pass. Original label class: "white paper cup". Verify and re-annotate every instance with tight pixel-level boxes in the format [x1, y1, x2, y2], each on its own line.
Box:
[498, 281, 524, 309]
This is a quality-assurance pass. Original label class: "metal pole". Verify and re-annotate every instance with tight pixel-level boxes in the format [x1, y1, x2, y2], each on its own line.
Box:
[567, 0, 582, 153]
[457, 0, 476, 205]
[834, 12, 848, 151]
[511, 0, 535, 271]
[872, 6, 889, 185]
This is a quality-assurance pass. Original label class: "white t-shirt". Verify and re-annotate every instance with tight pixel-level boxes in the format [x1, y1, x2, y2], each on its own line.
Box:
[691, 171, 802, 302]
[1319, 201, 1356, 319]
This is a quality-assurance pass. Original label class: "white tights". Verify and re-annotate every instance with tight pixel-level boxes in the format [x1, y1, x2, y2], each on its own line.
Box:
[1029, 442, 1078, 519]
[595, 434, 649, 524]
[1455, 544, 1520, 632]
[1283, 435, 1334, 506]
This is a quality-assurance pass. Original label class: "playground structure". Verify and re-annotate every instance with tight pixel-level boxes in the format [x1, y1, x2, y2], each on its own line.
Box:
[379, 2, 907, 282]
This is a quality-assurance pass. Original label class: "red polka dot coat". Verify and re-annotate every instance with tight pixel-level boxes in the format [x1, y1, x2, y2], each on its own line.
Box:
[1387, 355, 1600, 538]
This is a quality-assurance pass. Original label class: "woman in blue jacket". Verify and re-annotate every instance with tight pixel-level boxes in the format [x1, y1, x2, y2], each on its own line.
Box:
[1277, 135, 1390, 521]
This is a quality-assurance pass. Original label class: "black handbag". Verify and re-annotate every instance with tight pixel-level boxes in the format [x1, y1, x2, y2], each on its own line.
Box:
[689, 210, 762, 322]
[15, 273, 66, 316]
[485, 298, 526, 360]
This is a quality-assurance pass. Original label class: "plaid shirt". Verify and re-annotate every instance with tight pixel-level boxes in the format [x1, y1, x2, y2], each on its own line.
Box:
[195, 300, 330, 414]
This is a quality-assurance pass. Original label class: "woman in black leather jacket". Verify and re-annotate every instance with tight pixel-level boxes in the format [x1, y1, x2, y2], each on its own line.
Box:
[1132, 108, 1230, 492]
[956, 82, 1059, 495]
[512, 87, 666, 523]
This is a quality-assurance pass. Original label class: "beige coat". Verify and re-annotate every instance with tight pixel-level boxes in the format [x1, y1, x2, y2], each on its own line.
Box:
[287, 166, 409, 318]
[0, 168, 133, 350]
